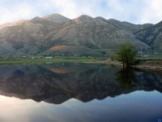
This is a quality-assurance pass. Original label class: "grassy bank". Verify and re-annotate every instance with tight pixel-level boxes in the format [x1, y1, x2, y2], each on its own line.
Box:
[133, 58, 162, 71]
[0, 57, 105, 64]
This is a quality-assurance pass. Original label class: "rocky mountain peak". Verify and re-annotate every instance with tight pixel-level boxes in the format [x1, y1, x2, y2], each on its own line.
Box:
[43, 13, 70, 23]
[94, 17, 108, 25]
[73, 15, 94, 24]
[30, 17, 45, 23]
[95, 17, 107, 22]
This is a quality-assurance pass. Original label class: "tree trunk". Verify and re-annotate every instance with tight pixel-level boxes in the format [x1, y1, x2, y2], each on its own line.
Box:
[122, 61, 124, 69]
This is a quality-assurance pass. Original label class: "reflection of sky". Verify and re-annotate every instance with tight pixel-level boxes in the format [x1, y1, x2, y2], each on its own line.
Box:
[0, 91, 162, 122]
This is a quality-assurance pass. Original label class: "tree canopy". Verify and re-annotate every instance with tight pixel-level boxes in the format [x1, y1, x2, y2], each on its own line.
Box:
[115, 43, 137, 68]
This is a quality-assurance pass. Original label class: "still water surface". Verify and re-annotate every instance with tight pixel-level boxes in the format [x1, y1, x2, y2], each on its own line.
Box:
[0, 63, 162, 122]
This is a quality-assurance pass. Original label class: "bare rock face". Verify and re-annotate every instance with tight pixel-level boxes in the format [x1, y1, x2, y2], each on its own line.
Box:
[135, 21, 162, 51]
[0, 13, 160, 57]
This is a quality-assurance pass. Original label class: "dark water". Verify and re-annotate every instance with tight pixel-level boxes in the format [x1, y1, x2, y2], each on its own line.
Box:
[0, 63, 162, 122]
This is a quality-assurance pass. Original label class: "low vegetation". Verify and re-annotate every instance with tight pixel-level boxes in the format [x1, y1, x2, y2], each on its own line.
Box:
[0, 57, 103, 64]
[114, 43, 137, 68]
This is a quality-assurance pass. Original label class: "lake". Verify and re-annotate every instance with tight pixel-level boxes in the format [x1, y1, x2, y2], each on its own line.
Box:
[0, 63, 162, 122]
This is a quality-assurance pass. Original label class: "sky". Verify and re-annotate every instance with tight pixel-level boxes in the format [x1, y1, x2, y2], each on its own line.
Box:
[0, 0, 162, 24]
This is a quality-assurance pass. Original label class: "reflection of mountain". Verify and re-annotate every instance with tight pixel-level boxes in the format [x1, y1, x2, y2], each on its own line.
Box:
[0, 64, 162, 104]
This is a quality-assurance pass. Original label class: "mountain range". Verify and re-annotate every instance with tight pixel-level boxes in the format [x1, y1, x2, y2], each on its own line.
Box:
[0, 13, 161, 58]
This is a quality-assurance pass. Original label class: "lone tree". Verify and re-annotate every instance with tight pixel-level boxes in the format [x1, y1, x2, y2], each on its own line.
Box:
[115, 43, 137, 68]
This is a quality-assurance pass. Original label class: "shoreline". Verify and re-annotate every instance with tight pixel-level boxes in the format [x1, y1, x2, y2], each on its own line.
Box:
[132, 65, 162, 71]
[0, 57, 101, 65]
[1, 58, 162, 72]
[133, 59, 162, 71]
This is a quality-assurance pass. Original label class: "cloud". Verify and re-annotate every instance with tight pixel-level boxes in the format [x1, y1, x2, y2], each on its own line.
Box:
[0, 0, 162, 24]
[140, 0, 162, 23]
[0, 1, 39, 24]
[50, 0, 81, 18]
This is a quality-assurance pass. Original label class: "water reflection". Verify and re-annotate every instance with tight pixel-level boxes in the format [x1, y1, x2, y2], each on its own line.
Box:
[0, 63, 162, 104]
[0, 63, 162, 122]
[116, 68, 136, 89]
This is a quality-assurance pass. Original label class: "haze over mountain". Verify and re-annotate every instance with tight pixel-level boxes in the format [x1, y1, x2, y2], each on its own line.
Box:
[0, 13, 161, 58]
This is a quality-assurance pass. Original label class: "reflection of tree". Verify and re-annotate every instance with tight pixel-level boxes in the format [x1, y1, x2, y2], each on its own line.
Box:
[0, 64, 162, 104]
[116, 68, 136, 90]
